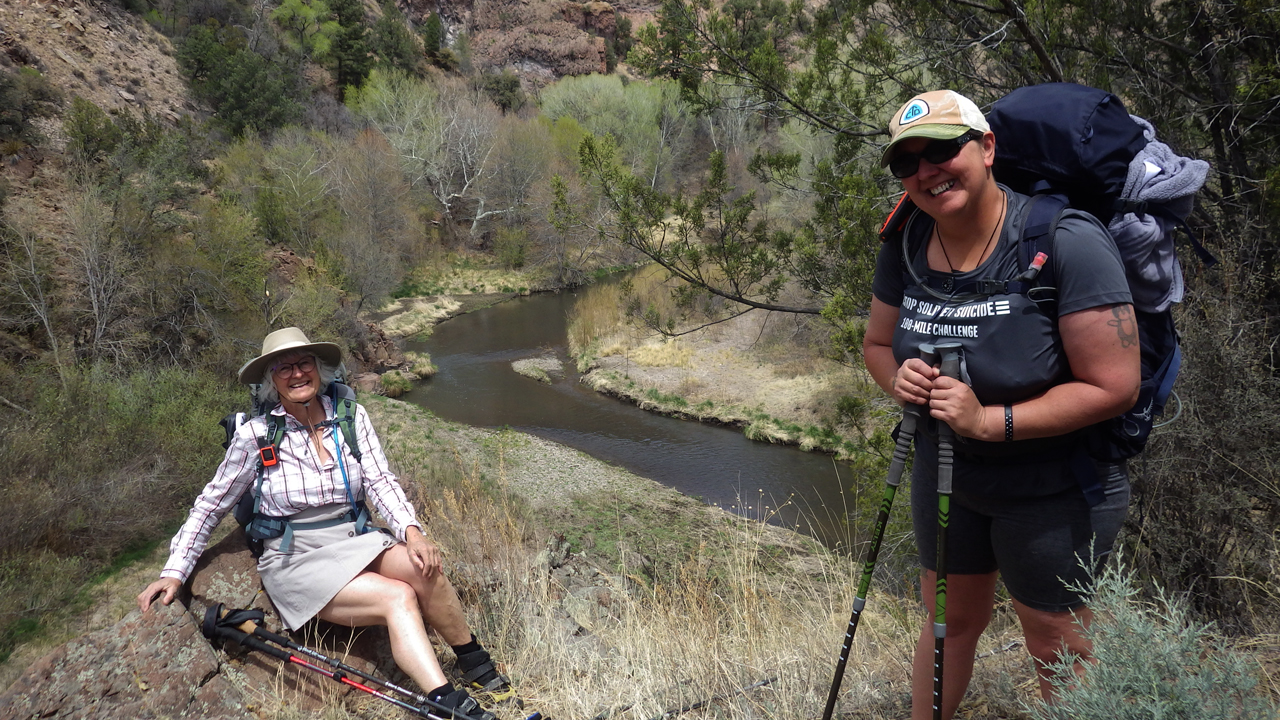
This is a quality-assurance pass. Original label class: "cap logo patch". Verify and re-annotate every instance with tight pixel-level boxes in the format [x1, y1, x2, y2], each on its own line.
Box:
[900, 100, 929, 125]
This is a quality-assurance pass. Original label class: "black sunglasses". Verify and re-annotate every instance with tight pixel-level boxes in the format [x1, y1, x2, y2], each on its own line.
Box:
[888, 130, 983, 179]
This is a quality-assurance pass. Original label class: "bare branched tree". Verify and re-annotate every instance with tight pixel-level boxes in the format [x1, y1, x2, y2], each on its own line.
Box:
[66, 187, 140, 363]
[332, 129, 417, 312]
[0, 209, 66, 388]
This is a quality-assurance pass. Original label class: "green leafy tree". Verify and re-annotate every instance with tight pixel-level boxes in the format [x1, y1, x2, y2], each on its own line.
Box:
[175, 22, 235, 92]
[580, 136, 809, 322]
[213, 50, 301, 136]
[327, 0, 373, 99]
[540, 74, 693, 191]
[272, 0, 341, 58]
[370, 2, 424, 75]
[418, 11, 460, 70]
[177, 24, 300, 137]
[476, 70, 525, 114]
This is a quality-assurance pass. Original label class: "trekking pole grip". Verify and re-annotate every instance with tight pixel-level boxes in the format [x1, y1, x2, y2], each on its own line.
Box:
[919, 342, 962, 720]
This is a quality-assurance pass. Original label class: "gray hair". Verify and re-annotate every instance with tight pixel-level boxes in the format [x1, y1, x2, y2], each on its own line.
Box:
[255, 354, 339, 409]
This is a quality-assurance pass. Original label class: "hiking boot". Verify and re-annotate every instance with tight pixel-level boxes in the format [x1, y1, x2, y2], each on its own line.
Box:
[455, 648, 516, 704]
[427, 688, 497, 720]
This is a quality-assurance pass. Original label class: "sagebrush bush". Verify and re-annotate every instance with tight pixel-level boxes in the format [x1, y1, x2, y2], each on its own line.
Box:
[1028, 559, 1278, 720]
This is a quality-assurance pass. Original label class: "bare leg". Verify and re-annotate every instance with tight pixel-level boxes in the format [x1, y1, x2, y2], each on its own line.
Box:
[369, 543, 473, 646]
[318, 571, 449, 691]
[911, 570, 999, 720]
[1012, 599, 1093, 702]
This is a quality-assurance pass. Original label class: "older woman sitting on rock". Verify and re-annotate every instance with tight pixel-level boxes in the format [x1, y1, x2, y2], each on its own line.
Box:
[138, 327, 511, 720]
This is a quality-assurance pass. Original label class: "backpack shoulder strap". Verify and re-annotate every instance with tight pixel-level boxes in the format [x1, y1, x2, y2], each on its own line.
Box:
[266, 412, 287, 449]
[327, 383, 362, 463]
[1011, 193, 1069, 307]
[243, 413, 287, 519]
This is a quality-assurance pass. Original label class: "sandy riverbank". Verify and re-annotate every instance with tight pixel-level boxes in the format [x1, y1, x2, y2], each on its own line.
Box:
[573, 299, 895, 459]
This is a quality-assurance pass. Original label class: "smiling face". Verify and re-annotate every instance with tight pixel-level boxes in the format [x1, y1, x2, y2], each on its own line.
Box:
[895, 131, 998, 222]
[270, 350, 321, 407]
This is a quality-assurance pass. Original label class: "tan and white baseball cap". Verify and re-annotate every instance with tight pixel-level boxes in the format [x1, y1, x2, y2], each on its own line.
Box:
[881, 90, 990, 167]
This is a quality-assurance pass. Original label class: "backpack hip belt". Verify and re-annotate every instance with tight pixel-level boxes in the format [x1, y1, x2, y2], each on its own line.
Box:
[257, 503, 373, 554]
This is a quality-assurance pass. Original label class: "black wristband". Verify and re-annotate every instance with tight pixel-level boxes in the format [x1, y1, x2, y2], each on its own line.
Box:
[1004, 404, 1014, 442]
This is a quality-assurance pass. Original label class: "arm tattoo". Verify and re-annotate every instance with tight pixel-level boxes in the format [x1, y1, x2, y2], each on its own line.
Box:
[1109, 305, 1138, 348]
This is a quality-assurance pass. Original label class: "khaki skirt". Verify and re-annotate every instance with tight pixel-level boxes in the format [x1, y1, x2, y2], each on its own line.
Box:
[257, 504, 398, 630]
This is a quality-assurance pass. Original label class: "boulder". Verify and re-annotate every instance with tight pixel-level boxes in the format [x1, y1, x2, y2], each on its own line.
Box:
[0, 600, 251, 720]
[185, 527, 401, 712]
[350, 372, 381, 393]
[0, 527, 410, 719]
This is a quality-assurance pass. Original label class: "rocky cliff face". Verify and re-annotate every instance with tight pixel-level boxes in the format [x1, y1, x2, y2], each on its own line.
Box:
[403, 0, 652, 84]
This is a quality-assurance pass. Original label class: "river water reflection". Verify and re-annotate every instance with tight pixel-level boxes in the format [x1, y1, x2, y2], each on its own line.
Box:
[401, 290, 867, 549]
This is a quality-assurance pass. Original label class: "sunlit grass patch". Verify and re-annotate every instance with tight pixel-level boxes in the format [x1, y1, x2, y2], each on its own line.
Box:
[393, 255, 540, 299]
[403, 350, 437, 379]
[380, 297, 463, 338]
[629, 339, 694, 368]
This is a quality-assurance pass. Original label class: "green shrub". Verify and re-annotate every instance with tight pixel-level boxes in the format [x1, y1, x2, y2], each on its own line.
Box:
[0, 363, 241, 660]
[63, 96, 124, 166]
[0, 67, 61, 147]
[493, 226, 528, 269]
[476, 70, 525, 114]
[1028, 559, 1277, 720]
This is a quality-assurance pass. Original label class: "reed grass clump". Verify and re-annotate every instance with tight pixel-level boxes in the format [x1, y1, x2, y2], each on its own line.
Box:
[567, 282, 624, 366]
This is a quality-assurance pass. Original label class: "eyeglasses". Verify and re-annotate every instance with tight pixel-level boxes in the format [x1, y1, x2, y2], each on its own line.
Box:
[888, 130, 983, 179]
[272, 356, 316, 378]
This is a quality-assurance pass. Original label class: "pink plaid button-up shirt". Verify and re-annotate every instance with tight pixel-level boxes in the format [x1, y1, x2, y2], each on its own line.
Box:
[161, 396, 420, 582]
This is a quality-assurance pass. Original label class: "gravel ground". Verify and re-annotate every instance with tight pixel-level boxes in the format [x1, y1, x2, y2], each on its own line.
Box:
[363, 396, 673, 511]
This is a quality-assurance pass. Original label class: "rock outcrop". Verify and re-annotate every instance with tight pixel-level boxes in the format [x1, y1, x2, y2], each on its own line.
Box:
[0, 600, 251, 720]
[405, 0, 620, 82]
[0, 528, 401, 718]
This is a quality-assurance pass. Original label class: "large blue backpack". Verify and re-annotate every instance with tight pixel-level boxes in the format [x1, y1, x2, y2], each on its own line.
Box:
[881, 83, 1213, 469]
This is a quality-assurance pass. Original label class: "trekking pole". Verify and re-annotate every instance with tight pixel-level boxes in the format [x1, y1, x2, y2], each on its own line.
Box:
[920, 342, 962, 720]
[819, 374, 926, 720]
[202, 604, 541, 720]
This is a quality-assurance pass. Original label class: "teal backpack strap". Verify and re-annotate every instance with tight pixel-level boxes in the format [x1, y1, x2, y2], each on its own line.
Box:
[254, 414, 288, 518]
[327, 382, 363, 464]
[325, 383, 369, 533]
[335, 397, 362, 464]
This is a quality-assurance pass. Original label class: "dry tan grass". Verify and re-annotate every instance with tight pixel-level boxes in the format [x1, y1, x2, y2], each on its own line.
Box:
[629, 340, 695, 368]
[380, 297, 464, 338]
[568, 282, 625, 360]
[364, 398, 939, 720]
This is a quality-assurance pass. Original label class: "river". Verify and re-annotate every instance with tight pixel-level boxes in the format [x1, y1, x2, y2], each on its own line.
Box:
[400, 290, 869, 550]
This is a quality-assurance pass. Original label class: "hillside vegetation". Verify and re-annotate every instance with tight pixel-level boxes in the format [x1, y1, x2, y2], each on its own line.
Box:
[0, 0, 1277, 715]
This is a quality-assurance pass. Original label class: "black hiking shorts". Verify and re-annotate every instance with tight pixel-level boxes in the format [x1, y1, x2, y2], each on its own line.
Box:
[910, 436, 1130, 613]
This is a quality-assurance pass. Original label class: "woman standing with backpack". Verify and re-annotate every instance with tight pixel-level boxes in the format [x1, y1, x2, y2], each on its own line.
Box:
[137, 328, 510, 720]
[862, 90, 1140, 718]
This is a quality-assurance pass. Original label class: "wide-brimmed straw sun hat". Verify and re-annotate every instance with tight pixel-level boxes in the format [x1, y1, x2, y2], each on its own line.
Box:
[237, 327, 343, 385]
[880, 89, 990, 167]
